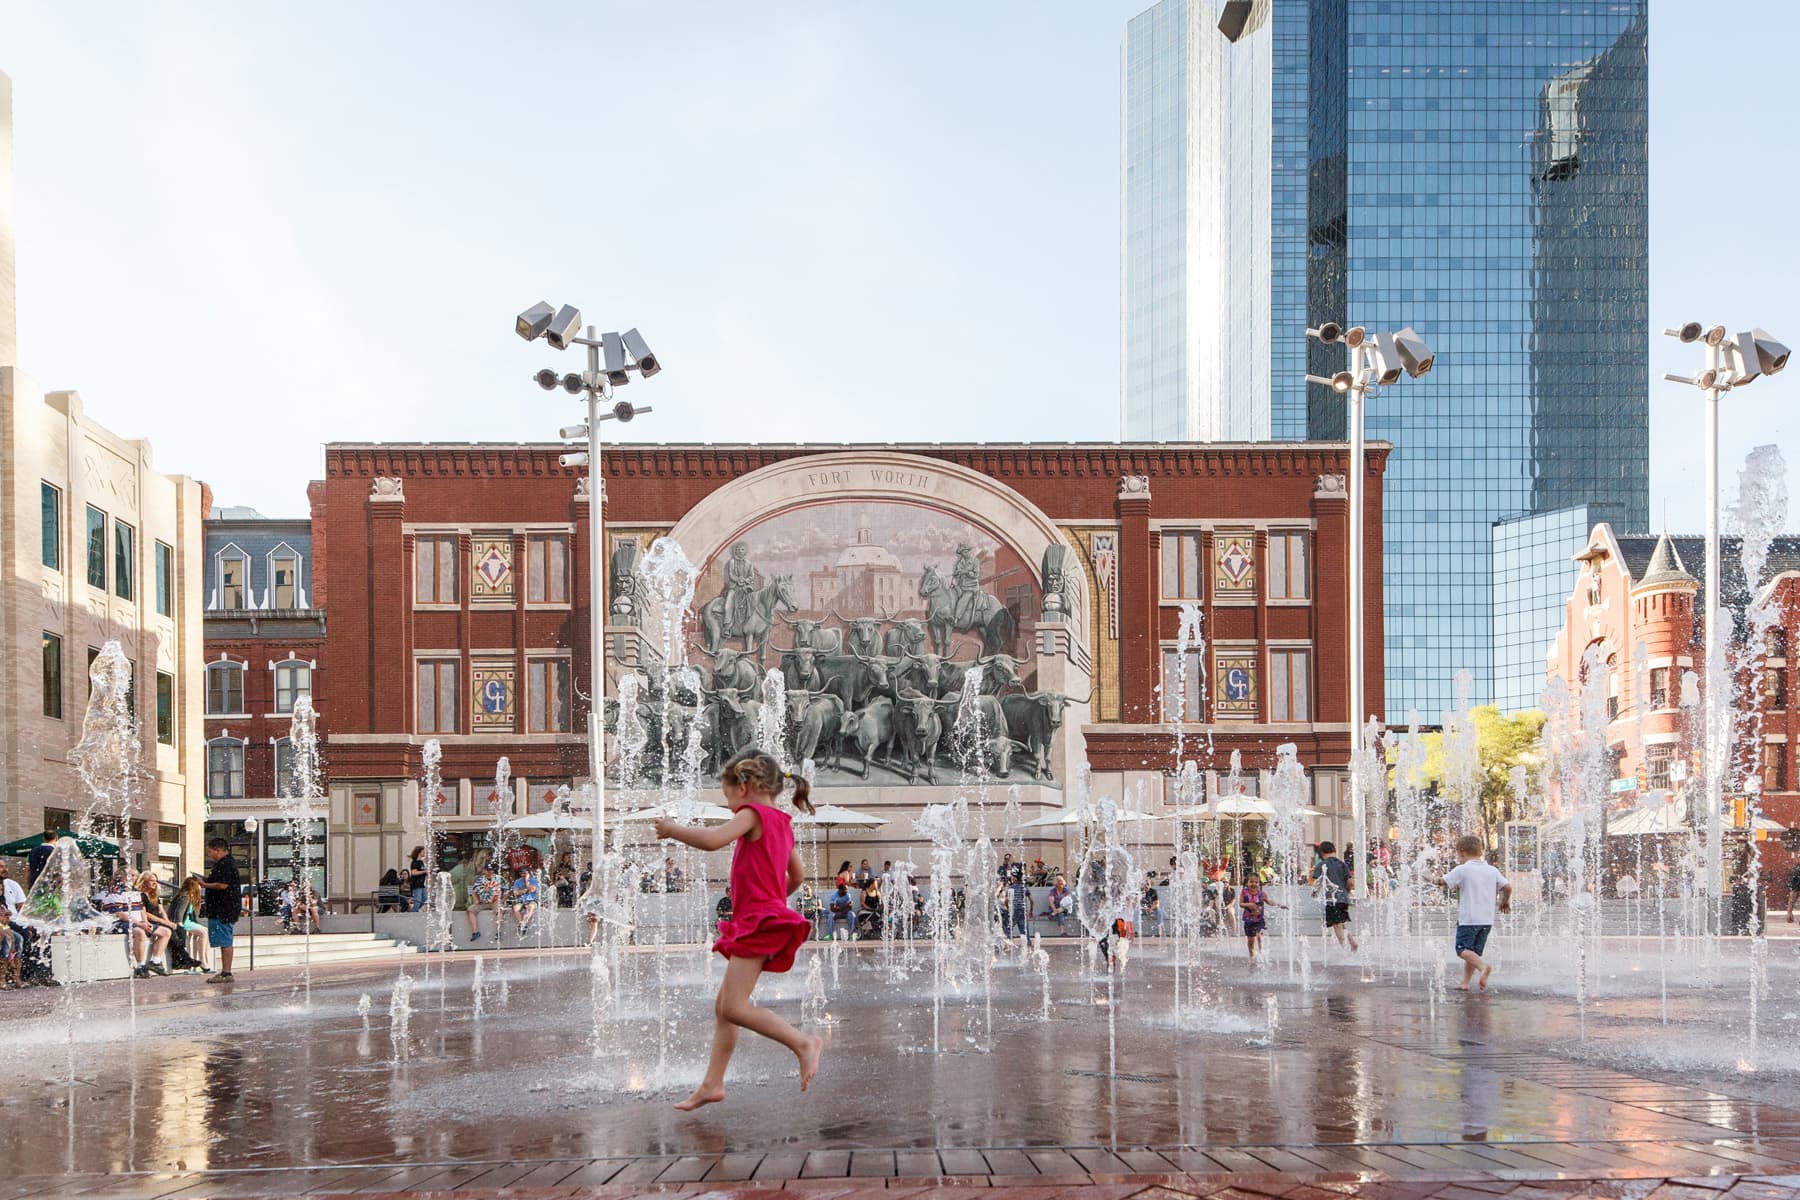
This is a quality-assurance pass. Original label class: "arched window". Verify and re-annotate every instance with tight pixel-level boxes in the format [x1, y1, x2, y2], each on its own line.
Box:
[272, 659, 312, 714]
[207, 737, 245, 799]
[206, 659, 245, 715]
[273, 736, 296, 798]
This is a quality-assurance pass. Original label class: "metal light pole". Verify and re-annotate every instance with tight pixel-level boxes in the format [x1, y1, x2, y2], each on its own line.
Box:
[516, 304, 660, 854]
[1663, 321, 1790, 929]
[1307, 322, 1434, 885]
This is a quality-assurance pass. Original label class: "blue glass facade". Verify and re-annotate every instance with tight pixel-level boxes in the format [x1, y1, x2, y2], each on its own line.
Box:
[1126, 0, 1647, 721]
[1339, 1, 1647, 721]
[1492, 505, 1591, 715]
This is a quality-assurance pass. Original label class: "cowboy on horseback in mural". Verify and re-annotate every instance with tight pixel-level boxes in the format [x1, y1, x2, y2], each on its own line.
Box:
[724, 542, 757, 634]
[951, 542, 983, 628]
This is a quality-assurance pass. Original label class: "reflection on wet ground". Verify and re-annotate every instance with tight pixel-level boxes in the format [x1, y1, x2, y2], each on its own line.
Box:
[1, 938, 1797, 1187]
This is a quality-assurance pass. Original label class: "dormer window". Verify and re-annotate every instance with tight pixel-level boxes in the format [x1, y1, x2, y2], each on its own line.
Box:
[219, 550, 248, 610]
[267, 542, 307, 609]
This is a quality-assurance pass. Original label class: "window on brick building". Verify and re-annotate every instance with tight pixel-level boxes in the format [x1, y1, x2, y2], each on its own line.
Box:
[114, 521, 134, 601]
[417, 660, 458, 734]
[274, 736, 296, 797]
[1268, 532, 1309, 601]
[155, 542, 173, 616]
[272, 552, 300, 609]
[1766, 665, 1789, 709]
[1768, 628, 1789, 658]
[1763, 743, 1789, 794]
[207, 738, 245, 799]
[274, 660, 312, 714]
[1645, 744, 1674, 791]
[86, 506, 107, 589]
[528, 659, 571, 732]
[42, 633, 62, 719]
[1649, 667, 1670, 710]
[528, 535, 569, 604]
[41, 482, 61, 570]
[156, 672, 174, 746]
[1160, 533, 1202, 601]
[219, 552, 248, 610]
[416, 537, 458, 604]
[206, 661, 245, 715]
[1160, 647, 1203, 721]
[1270, 649, 1311, 721]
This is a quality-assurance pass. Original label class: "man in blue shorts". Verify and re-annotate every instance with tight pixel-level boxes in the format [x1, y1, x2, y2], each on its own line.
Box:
[196, 837, 242, 982]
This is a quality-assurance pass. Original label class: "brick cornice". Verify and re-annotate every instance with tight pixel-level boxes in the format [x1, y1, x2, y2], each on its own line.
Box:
[322, 442, 1393, 483]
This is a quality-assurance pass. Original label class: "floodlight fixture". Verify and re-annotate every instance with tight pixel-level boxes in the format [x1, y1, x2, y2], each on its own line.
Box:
[1343, 325, 1367, 349]
[561, 372, 584, 395]
[559, 451, 589, 468]
[545, 304, 584, 351]
[1394, 327, 1434, 378]
[534, 368, 560, 391]
[559, 423, 589, 440]
[1305, 372, 1355, 393]
[621, 328, 660, 377]
[601, 331, 630, 387]
[1729, 328, 1790, 383]
[516, 301, 555, 342]
[1665, 322, 1703, 343]
[1307, 322, 1342, 344]
[1366, 333, 1404, 386]
[1703, 324, 1727, 347]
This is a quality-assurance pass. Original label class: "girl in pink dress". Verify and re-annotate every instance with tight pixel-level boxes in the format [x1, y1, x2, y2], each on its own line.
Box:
[655, 748, 823, 1111]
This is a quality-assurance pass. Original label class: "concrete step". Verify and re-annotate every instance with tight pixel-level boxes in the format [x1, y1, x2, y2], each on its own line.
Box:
[230, 932, 421, 967]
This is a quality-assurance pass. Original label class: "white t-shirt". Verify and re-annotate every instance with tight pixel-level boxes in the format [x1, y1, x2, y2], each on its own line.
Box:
[1444, 860, 1509, 926]
[2, 877, 25, 919]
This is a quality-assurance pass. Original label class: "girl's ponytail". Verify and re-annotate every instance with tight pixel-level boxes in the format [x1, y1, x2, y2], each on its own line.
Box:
[786, 770, 815, 815]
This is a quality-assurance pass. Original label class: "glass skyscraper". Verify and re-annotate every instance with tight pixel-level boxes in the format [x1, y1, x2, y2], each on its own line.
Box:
[1122, 0, 1648, 721]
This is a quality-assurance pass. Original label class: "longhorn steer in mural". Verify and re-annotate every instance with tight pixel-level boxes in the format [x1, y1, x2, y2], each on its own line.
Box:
[837, 613, 886, 658]
[881, 614, 930, 659]
[919, 564, 1017, 656]
[788, 690, 847, 771]
[893, 691, 950, 784]
[776, 614, 842, 656]
[699, 575, 797, 663]
[1000, 690, 1088, 783]
[841, 695, 899, 779]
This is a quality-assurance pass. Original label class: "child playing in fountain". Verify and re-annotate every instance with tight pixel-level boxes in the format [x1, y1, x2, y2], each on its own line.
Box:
[654, 748, 823, 1110]
[1236, 871, 1284, 962]
[1436, 834, 1511, 991]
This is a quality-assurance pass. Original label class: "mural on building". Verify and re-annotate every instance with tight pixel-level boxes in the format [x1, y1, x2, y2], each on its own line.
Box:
[617, 499, 1075, 788]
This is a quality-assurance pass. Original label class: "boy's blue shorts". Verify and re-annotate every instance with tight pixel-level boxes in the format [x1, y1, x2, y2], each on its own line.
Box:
[1454, 924, 1490, 956]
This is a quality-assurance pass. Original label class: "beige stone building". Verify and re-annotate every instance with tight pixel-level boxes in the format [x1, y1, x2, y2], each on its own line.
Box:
[0, 69, 209, 877]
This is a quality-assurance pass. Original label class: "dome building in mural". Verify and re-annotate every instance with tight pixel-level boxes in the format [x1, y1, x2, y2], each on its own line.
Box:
[306, 441, 1387, 895]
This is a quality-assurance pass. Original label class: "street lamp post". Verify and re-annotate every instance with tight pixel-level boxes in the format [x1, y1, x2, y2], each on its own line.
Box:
[1661, 321, 1790, 929]
[516, 304, 660, 851]
[1306, 322, 1434, 882]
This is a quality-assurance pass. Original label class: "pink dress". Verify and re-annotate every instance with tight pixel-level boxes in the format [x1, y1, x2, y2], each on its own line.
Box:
[712, 802, 810, 973]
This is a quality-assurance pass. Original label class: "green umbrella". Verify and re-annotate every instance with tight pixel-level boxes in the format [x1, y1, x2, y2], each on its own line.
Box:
[0, 833, 122, 858]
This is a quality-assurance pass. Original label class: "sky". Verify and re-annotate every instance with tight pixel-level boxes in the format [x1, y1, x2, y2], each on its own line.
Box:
[2, 2, 1794, 530]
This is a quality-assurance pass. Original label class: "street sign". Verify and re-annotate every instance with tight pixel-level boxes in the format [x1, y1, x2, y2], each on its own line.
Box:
[1609, 778, 1637, 794]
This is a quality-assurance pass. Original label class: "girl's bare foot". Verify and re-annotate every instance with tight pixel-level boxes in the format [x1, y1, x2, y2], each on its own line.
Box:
[796, 1035, 824, 1091]
[674, 1085, 725, 1112]
[1478, 964, 1493, 990]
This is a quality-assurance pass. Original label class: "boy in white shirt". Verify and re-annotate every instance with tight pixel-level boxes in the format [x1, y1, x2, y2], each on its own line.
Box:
[1437, 834, 1511, 991]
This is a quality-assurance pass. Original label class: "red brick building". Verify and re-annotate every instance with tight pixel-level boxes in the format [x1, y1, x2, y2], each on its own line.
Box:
[314, 442, 1387, 890]
[200, 497, 328, 890]
[1546, 525, 1800, 896]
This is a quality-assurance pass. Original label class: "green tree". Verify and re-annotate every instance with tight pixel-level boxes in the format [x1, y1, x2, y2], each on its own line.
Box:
[1395, 706, 1546, 842]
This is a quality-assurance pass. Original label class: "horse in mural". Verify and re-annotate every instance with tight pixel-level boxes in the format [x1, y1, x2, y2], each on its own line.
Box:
[699, 575, 797, 663]
[919, 564, 1017, 657]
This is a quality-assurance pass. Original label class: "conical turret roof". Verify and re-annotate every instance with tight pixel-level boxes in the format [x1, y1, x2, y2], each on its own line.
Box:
[1632, 532, 1696, 591]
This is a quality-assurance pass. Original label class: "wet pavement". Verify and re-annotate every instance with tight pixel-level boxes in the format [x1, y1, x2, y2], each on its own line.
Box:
[1, 937, 1797, 1197]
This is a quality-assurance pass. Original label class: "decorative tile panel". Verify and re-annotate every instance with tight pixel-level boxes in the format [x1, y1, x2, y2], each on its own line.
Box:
[1214, 652, 1258, 717]
[1213, 531, 1256, 598]
[471, 662, 516, 729]
[471, 537, 514, 599]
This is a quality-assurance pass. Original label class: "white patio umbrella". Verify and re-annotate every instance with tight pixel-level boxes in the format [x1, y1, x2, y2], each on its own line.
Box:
[1018, 807, 1160, 829]
[793, 803, 888, 879]
[505, 811, 598, 832]
[613, 802, 738, 827]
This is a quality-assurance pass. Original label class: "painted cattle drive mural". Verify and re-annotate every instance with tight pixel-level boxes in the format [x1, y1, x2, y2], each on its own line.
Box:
[612, 497, 1087, 789]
